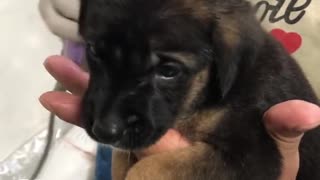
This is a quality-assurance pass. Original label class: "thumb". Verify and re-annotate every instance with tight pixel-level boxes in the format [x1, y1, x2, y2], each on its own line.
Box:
[263, 100, 320, 180]
[264, 100, 320, 144]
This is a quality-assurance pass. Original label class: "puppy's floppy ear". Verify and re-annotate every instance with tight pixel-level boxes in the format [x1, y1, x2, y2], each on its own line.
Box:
[210, 4, 263, 98]
[211, 27, 241, 98]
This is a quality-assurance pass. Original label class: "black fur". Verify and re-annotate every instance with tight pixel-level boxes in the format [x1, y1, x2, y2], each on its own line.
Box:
[79, 0, 213, 149]
[79, 0, 320, 179]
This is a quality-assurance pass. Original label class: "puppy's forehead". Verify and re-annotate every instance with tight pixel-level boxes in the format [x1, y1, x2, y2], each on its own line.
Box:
[80, 0, 220, 77]
[81, 0, 213, 42]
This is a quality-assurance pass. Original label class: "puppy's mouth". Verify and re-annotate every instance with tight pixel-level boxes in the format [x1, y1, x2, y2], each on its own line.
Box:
[85, 119, 168, 150]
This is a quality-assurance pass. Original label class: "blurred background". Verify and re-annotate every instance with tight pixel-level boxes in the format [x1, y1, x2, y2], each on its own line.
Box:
[0, 0, 59, 160]
[0, 0, 96, 179]
[0, 0, 319, 179]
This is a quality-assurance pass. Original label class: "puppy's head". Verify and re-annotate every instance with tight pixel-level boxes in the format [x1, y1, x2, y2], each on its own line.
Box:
[79, 0, 263, 149]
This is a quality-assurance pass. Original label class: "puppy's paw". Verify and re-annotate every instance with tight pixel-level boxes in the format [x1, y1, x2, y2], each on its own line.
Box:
[126, 142, 212, 180]
[125, 155, 173, 180]
[112, 150, 137, 180]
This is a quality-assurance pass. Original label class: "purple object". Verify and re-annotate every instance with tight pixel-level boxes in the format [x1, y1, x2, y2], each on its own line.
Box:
[62, 40, 112, 180]
[62, 40, 85, 65]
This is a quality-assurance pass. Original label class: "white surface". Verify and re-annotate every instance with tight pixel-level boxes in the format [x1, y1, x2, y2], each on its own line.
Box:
[0, 1, 97, 180]
[38, 127, 97, 180]
[0, 0, 60, 160]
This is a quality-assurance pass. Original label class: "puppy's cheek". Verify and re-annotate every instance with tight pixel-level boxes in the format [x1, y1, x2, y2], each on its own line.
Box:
[149, 95, 175, 128]
[115, 97, 175, 148]
[81, 93, 97, 138]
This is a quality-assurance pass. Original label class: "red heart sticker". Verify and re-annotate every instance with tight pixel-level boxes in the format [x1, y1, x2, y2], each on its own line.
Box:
[270, 28, 302, 54]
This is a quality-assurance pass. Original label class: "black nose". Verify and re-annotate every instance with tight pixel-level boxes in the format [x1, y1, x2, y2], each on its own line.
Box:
[125, 113, 144, 132]
[91, 113, 144, 143]
[92, 115, 125, 143]
[127, 114, 139, 125]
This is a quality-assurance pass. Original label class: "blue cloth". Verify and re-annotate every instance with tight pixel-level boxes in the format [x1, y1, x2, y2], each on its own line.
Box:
[95, 145, 113, 180]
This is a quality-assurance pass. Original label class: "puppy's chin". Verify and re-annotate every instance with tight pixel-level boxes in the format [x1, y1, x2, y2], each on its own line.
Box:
[85, 124, 169, 150]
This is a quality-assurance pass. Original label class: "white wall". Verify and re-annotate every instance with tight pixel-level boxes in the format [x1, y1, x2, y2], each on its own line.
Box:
[0, 0, 61, 159]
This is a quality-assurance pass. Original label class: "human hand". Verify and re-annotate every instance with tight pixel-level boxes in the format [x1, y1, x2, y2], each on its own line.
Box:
[39, 0, 82, 41]
[39, 55, 320, 179]
[264, 100, 320, 180]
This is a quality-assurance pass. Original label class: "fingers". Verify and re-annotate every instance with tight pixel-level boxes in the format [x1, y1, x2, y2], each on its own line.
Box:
[44, 55, 89, 96]
[39, 91, 83, 127]
[39, 0, 82, 41]
[52, 0, 80, 21]
[40, 55, 88, 127]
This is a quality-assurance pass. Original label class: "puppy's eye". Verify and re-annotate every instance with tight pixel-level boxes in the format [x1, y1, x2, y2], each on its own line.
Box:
[155, 62, 181, 79]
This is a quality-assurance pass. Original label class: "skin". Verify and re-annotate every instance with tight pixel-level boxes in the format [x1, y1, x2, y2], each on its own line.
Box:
[39, 55, 320, 180]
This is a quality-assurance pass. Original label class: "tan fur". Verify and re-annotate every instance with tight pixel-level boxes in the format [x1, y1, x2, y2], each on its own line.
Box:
[219, 17, 240, 49]
[160, 0, 213, 23]
[182, 0, 212, 22]
[182, 68, 209, 110]
[175, 108, 226, 141]
[175, 65, 227, 141]
[125, 142, 214, 180]
[112, 150, 137, 180]
[157, 52, 197, 68]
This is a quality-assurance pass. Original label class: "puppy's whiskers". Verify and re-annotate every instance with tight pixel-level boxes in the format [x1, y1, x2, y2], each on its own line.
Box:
[127, 150, 132, 164]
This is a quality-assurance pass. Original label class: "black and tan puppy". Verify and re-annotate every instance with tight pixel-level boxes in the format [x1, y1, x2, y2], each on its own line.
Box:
[79, 0, 320, 179]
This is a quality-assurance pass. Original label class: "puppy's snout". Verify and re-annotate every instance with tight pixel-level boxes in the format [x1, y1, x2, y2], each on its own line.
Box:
[125, 113, 145, 133]
[92, 115, 125, 143]
[127, 114, 140, 125]
[91, 111, 146, 144]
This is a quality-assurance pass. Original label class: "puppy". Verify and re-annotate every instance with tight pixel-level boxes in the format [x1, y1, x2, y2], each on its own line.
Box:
[79, 0, 320, 179]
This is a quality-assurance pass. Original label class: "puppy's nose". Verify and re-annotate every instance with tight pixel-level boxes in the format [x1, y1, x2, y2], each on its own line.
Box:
[127, 114, 139, 125]
[92, 116, 124, 143]
[125, 113, 144, 133]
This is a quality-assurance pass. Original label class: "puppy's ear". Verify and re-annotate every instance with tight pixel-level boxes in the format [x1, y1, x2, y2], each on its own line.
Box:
[211, 28, 240, 98]
[211, 5, 263, 98]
